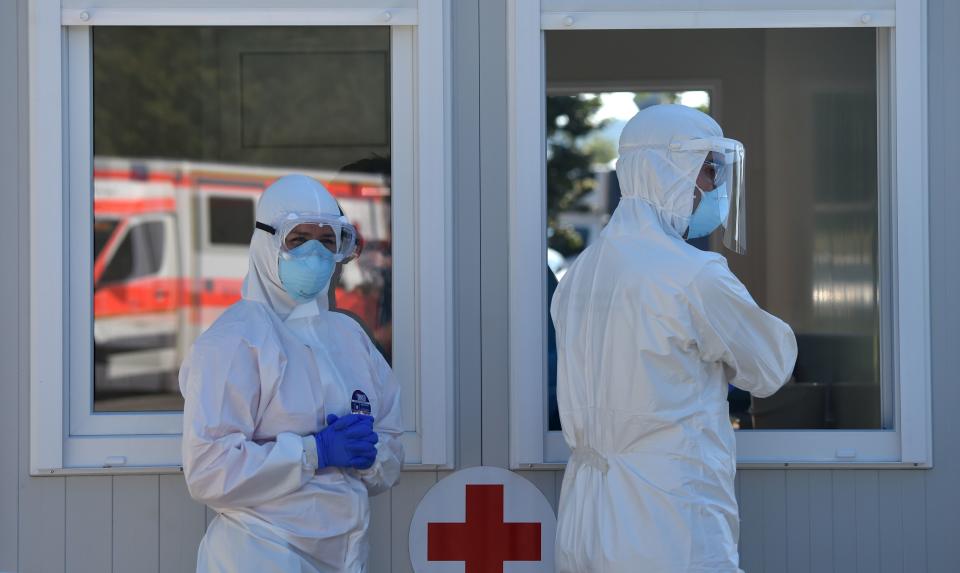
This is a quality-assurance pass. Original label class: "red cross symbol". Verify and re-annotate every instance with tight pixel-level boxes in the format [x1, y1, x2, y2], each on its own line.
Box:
[427, 484, 542, 573]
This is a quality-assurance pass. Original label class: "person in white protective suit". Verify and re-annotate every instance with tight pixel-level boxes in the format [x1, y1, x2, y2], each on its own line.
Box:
[179, 174, 403, 573]
[551, 104, 797, 573]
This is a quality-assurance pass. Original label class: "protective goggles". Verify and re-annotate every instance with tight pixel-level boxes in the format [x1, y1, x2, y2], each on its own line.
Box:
[256, 212, 360, 263]
[671, 137, 747, 254]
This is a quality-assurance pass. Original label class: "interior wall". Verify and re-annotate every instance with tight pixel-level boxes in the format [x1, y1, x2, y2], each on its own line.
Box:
[761, 27, 878, 333]
[546, 28, 770, 302]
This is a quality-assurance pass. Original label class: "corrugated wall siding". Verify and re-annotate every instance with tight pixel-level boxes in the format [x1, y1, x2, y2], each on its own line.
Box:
[735, 470, 930, 572]
[4, 0, 960, 572]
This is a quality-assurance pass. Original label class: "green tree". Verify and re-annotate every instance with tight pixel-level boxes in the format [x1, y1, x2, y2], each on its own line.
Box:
[93, 27, 217, 159]
[546, 95, 608, 256]
[633, 91, 679, 111]
[582, 136, 617, 166]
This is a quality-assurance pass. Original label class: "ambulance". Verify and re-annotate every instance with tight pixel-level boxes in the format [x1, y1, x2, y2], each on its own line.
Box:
[91, 157, 391, 406]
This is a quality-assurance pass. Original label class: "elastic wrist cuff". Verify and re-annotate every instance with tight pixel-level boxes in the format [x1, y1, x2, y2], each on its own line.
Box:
[302, 434, 320, 470]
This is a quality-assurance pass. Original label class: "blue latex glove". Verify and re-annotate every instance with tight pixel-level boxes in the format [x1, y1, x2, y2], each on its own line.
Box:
[314, 414, 379, 470]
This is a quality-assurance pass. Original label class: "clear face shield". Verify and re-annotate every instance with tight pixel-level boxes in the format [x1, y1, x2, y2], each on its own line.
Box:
[256, 212, 361, 263]
[673, 137, 746, 254]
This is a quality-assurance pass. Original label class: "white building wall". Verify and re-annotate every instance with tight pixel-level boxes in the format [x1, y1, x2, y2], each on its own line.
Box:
[0, 0, 23, 570]
[3, 0, 959, 571]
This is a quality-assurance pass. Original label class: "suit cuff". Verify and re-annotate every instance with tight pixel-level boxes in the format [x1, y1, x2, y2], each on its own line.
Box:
[301, 435, 319, 471]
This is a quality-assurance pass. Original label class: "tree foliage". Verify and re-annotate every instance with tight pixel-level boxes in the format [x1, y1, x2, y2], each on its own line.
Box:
[93, 27, 217, 159]
[546, 95, 609, 256]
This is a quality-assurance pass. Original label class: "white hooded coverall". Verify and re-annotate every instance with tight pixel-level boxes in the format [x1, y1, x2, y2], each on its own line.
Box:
[180, 175, 404, 573]
[551, 105, 798, 573]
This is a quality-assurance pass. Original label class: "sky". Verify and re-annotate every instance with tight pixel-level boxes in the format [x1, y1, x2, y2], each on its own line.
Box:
[584, 90, 711, 168]
[592, 90, 710, 123]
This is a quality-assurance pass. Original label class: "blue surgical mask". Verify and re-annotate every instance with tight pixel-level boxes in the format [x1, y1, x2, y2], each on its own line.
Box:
[278, 240, 336, 304]
[687, 184, 729, 239]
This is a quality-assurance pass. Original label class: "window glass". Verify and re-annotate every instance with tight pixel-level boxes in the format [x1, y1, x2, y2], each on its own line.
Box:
[99, 221, 165, 284]
[93, 219, 118, 260]
[545, 27, 885, 432]
[546, 90, 712, 431]
[99, 228, 133, 284]
[208, 196, 255, 246]
[92, 27, 393, 412]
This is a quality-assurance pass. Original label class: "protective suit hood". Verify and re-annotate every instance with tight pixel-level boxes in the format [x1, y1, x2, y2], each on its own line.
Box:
[615, 104, 723, 238]
[242, 174, 341, 318]
[181, 174, 404, 573]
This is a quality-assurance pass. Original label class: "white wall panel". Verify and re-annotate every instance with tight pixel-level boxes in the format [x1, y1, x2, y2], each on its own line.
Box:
[924, 0, 960, 571]
[17, 0, 65, 550]
[367, 490, 393, 573]
[900, 472, 928, 572]
[0, 0, 21, 569]
[784, 471, 812, 573]
[832, 472, 859, 571]
[738, 471, 765, 571]
[479, 0, 511, 469]
[516, 471, 559, 515]
[159, 476, 206, 573]
[453, 0, 484, 471]
[877, 473, 905, 573]
[18, 478, 66, 573]
[65, 477, 112, 573]
[807, 471, 836, 573]
[760, 471, 788, 572]
[390, 472, 437, 573]
[205, 505, 216, 527]
[113, 476, 160, 572]
[855, 472, 881, 572]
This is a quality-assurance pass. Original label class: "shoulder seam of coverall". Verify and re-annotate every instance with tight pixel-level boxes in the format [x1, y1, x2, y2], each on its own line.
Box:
[688, 257, 733, 287]
[196, 317, 268, 355]
[330, 309, 381, 356]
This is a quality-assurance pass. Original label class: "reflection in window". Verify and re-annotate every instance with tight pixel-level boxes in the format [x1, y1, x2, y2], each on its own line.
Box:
[100, 221, 165, 284]
[92, 27, 392, 412]
[209, 196, 255, 246]
[545, 27, 885, 432]
[545, 90, 711, 432]
[93, 219, 118, 259]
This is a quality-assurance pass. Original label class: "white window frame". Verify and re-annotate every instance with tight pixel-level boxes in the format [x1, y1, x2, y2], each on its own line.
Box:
[30, 0, 455, 474]
[508, 0, 932, 469]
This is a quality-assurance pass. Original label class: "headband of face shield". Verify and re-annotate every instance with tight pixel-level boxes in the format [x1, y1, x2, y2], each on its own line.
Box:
[255, 212, 361, 263]
[672, 137, 746, 254]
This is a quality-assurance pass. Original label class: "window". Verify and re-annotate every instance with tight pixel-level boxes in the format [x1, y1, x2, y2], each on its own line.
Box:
[94, 219, 178, 412]
[208, 197, 255, 246]
[93, 219, 118, 259]
[544, 28, 889, 433]
[546, 89, 715, 432]
[99, 221, 166, 284]
[509, 1, 931, 468]
[89, 26, 396, 420]
[30, 2, 453, 472]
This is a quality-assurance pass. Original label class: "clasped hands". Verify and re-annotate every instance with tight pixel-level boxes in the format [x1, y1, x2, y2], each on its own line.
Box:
[315, 414, 379, 470]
